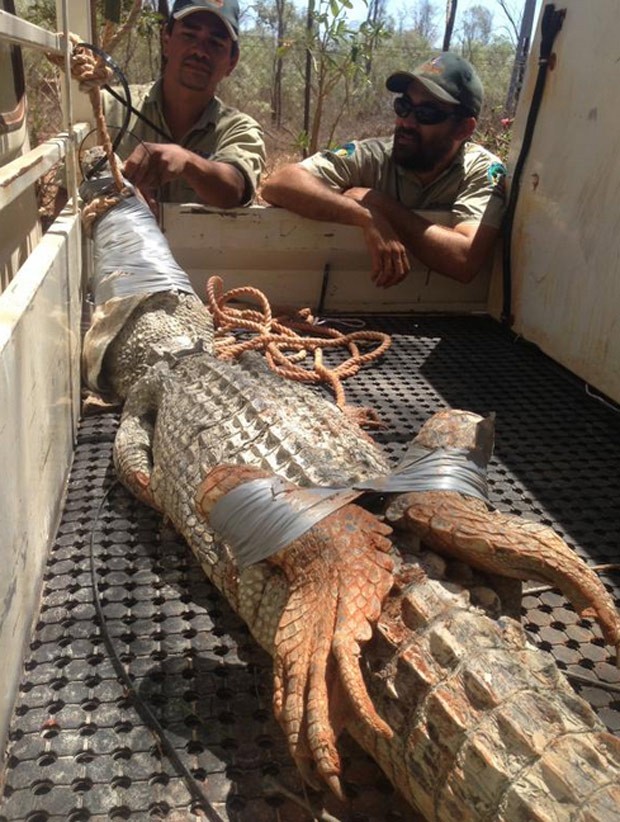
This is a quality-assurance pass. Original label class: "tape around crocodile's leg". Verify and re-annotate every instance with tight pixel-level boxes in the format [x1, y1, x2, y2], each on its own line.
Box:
[196, 463, 395, 795]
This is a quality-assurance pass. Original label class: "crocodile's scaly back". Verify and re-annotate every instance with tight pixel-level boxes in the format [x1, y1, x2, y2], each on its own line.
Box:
[101, 292, 214, 398]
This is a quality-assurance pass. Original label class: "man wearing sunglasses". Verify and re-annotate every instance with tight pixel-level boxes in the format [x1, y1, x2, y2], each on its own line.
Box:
[261, 53, 506, 288]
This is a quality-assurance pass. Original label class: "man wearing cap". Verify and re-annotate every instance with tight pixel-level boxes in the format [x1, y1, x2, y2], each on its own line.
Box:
[261, 53, 506, 287]
[105, 0, 265, 209]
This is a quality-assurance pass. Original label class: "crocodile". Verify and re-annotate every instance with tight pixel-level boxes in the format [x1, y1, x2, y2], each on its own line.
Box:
[83, 180, 620, 819]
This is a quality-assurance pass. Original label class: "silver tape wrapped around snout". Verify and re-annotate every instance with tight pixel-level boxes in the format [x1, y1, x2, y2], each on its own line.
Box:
[80, 176, 196, 305]
[209, 446, 489, 569]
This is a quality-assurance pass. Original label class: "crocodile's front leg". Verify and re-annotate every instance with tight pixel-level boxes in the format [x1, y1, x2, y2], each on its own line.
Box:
[197, 464, 394, 796]
[113, 365, 168, 510]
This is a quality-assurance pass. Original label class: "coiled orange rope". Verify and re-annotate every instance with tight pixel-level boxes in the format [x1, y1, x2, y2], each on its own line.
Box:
[207, 276, 392, 427]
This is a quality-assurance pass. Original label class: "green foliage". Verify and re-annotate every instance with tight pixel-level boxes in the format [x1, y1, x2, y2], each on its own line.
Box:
[16, 0, 518, 163]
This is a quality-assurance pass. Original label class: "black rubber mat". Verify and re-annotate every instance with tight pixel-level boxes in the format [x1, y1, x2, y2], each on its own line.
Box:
[1, 315, 619, 822]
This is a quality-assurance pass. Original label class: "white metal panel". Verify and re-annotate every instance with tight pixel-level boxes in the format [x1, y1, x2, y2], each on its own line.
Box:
[0, 187, 40, 292]
[0, 9, 62, 52]
[0, 124, 90, 211]
[507, 0, 620, 402]
[163, 204, 493, 314]
[0, 208, 82, 757]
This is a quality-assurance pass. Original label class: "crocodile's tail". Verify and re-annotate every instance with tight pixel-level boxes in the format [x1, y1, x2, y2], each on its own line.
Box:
[354, 564, 620, 821]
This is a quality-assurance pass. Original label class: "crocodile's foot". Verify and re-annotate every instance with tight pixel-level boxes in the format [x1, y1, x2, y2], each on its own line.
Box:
[386, 489, 620, 656]
[120, 468, 159, 510]
[197, 465, 395, 796]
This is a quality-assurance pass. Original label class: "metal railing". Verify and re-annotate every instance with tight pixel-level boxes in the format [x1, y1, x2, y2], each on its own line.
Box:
[0, 1, 95, 294]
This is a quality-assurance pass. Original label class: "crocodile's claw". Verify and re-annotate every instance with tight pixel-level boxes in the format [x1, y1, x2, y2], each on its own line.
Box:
[269, 500, 394, 793]
[197, 465, 394, 795]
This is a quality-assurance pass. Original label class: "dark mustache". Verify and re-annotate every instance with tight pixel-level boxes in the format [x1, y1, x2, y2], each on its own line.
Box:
[184, 54, 210, 68]
[394, 127, 418, 138]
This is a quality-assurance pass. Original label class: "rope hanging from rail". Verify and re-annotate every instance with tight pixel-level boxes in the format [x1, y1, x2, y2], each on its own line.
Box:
[47, 34, 123, 193]
[46, 0, 142, 224]
[207, 276, 392, 427]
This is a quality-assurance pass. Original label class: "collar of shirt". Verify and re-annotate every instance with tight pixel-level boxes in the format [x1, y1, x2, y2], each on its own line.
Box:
[142, 79, 222, 140]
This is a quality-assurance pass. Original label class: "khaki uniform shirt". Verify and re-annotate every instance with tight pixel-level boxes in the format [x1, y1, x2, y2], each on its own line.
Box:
[103, 81, 265, 204]
[300, 137, 506, 228]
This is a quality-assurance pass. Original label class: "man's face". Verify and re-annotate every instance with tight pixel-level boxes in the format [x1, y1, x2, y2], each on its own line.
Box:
[162, 12, 238, 96]
[392, 81, 467, 173]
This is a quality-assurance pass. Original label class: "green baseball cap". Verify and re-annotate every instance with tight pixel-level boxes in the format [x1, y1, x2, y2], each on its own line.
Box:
[387, 52, 483, 117]
[171, 0, 240, 41]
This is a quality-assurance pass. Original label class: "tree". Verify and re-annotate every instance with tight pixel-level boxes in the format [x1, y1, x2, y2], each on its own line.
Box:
[364, 0, 386, 75]
[504, 0, 537, 115]
[458, 5, 493, 57]
[272, 0, 287, 127]
[298, 0, 386, 154]
[443, 0, 458, 51]
[412, 0, 438, 44]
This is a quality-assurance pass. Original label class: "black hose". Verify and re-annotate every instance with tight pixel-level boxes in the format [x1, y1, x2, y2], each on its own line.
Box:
[501, 4, 566, 325]
[89, 482, 227, 822]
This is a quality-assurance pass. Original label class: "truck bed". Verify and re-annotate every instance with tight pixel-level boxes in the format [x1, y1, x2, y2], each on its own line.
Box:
[1, 314, 619, 822]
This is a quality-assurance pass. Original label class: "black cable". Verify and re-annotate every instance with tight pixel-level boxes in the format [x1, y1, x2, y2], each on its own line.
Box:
[89, 481, 226, 822]
[102, 83, 172, 142]
[501, 4, 566, 325]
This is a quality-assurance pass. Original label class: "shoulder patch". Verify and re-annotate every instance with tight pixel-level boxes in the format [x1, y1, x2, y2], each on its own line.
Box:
[328, 141, 356, 158]
[487, 161, 507, 187]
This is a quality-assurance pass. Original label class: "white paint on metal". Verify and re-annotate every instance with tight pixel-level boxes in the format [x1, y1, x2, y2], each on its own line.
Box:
[0, 124, 90, 211]
[163, 204, 493, 314]
[507, 0, 620, 403]
[0, 9, 62, 53]
[0, 207, 83, 758]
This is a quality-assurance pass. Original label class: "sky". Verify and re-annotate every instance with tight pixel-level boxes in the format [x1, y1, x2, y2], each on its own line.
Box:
[337, 0, 544, 40]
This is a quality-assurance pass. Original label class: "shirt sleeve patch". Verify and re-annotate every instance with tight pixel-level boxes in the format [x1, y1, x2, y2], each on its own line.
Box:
[487, 161, 507, 188]
[327, 142, 356, 158]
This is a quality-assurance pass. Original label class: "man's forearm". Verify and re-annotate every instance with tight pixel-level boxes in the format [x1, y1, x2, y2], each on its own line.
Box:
[369, 194, 497, 284]
[123, 143, 249, 208]
[182, 153, 247, 208]
[261, 166, 372, 228]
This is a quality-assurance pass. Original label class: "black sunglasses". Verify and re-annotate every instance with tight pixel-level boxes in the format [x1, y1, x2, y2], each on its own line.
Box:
[393, 95, 461, 125]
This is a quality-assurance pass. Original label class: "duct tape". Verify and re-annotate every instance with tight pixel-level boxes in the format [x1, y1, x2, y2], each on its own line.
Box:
[354, 446, 489, 501]
[209, 479, 361, 569]
[81, 179, 196, 305]
[210, 446, 488, 568]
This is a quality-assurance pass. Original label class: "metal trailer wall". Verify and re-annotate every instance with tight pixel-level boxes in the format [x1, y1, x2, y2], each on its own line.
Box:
[0, 209, 83, 759]
[0, 1, 91, 761]
[162, 205, 496, 315]
[505, 0, 620, 403]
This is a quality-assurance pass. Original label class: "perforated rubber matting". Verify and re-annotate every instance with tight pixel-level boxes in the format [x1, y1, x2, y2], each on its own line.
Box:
[1, 315, 619, 822]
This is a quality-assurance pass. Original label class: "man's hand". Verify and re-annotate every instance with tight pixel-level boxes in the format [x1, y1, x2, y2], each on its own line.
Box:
[123, 142, 189, 191]
[122, 142, 247, 210]
[344, 188, 410, 288]
[362, 213, 411, 288]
